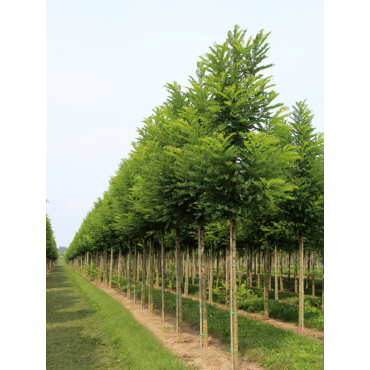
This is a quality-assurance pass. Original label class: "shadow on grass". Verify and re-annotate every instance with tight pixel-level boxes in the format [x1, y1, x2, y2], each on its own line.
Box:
[47, 266, 123, 370]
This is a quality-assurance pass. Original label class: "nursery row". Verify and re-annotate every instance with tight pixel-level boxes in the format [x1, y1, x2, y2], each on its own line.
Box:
[65, 26, 324, 369]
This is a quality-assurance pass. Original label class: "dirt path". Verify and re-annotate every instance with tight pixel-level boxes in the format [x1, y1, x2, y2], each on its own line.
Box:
[85, 276, 263, 370]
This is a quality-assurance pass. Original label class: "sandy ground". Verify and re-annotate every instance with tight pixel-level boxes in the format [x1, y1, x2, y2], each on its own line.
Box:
[85, 275, 263, 370]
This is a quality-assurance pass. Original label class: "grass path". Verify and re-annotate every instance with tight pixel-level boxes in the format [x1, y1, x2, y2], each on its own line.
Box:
[46, 260, 187, 370]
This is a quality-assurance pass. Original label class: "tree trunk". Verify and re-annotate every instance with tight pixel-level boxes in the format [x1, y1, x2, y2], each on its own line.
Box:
[216, 249, 220, 289]
[306, 251, 310, 290]
[149, 237, 154, 314]
[275, 242, 278, 300]
[288, 252, 291, 281]
[280, 249, 284, 291]
[246, 243, 250, 287]
[185, 245, 189, 296]
[257, 246, 261, 288]
[249, 246, 253, 287]
[298, 236, 305, 330]
[311, 252, 315, 296]
[118, 247, 122, 292]
[209, 242, 214, 304]
[322, 257, 324, 312]
[175, 227, 182, 333]
[141, 239, 147, 309]
[225, 246, 229, 307]
[127, 242, 132, 298]
[161, 234, 165, 322]
[192, 249, 195, 285]
[104, 246, 108, 286]
[294, 248, 298, 293]
[198, 225, 207, 347]
[264, 243, 270, 320]
[156, 244, 160, 288]
[269, 250, 272, 291]
[230, 219, 238, 369]
[109, 247, 113, 288]
[134, 242, 138, 304]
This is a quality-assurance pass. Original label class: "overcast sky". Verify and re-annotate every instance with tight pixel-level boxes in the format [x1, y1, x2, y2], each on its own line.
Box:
[46, 0, 324, 248]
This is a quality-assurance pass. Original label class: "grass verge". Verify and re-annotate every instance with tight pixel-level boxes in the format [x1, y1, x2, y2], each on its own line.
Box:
[47, 261, 187, 370]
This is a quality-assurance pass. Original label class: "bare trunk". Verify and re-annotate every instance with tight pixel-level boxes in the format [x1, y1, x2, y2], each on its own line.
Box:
[280, 249, 284, 291]
[298, 236, 305, 330]
[294, 248, 298, 293]
[104, 246, 108, 286]
[275, 242, 278, 300]
[127, 242, 132, 298]
[257, 246, 261, 288]
[264, 243, 270, 320]
[134, 242, 138, 304]
[156, 244, 160, 288]
[225, 246, 229, 307]
[118, 247, 122, 292]
[161, 235, 165, 322]
[209, 242, 214, 303]
[109, 247, 113, 288]
[148, 237, 154, 314]
[312, 252, 315, 297]
[230, 219, 238, 369]
[216, 249, 220, 289]
[192, 249, 195, 285]
[322, 257, 324, 312]
[175, 227, 182, 333]
[185, 245, 189, 296]
[141, 239, 147, 309]
[198, 225, 207, 347]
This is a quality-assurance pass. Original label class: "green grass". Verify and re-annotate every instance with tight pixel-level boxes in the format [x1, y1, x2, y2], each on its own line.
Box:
[47, 264, 123, 369]
[47, 260, 188, 370]
[86, 265, 323, 331]
[117, 277, 324, 369]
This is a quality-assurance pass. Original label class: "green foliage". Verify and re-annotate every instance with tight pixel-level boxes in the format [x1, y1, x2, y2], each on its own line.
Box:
[46, 215, 59, 261]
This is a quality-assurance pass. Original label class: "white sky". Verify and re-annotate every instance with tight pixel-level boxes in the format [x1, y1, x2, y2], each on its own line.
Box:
[46, 0, 324, 248]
